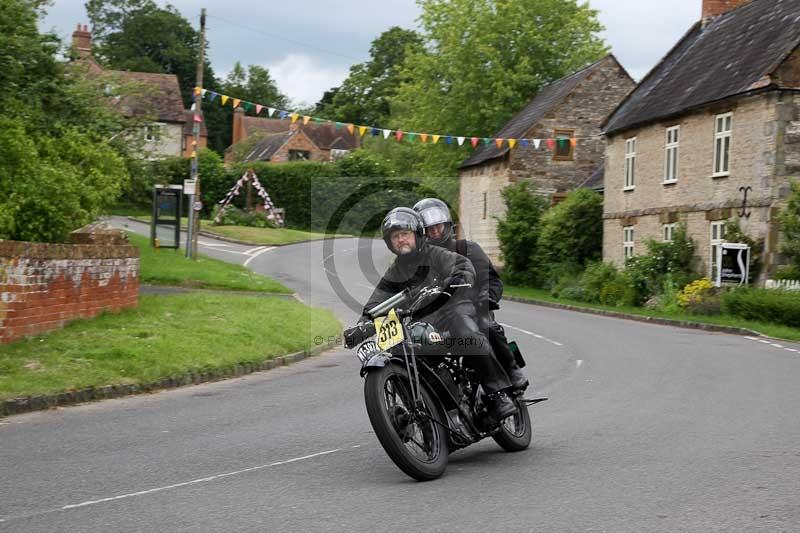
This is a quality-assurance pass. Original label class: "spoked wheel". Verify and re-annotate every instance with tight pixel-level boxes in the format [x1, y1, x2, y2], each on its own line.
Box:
[364, 364, 448, 480]
[492, 396, 532, 451]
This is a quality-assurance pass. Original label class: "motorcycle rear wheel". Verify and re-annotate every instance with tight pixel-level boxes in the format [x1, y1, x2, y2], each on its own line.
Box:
[492, 396, 532, 451]
[364, 364, 449, 481]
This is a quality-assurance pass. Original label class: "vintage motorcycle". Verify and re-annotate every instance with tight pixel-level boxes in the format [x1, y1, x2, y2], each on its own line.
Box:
[344, 285, 546, 481]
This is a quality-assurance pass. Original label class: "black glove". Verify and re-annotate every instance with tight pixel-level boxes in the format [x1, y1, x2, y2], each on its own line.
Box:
[344, 319, 375, 349]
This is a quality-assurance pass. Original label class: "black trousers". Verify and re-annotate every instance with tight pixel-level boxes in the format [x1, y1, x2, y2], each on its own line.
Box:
[434, 311, 510, 394]
[477, 311, 518, 372]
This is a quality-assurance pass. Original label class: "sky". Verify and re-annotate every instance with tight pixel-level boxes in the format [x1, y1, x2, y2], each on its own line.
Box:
[41, 0, 701, 108]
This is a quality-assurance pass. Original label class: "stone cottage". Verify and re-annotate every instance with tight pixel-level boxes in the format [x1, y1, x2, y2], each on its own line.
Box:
[601, 0, 800, 282]
[458, 55, 635, 263]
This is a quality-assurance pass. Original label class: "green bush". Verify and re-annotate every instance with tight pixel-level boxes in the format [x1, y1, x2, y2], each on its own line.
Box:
[779, 180, 800, 268]
[539, 188, 603, 273]
[211, 205, 276, 228]
[722, 288, 800, 327]
[775, 265, 800, 280]
[578, 262, 620, 303]
[496, 182, 549, 286]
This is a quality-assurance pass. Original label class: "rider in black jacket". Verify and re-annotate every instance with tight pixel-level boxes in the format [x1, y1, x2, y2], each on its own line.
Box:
[356, 207, 517, 420]
[413, 198, 529, 390]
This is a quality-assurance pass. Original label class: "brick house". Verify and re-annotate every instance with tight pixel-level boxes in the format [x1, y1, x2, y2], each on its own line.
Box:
[225, 108, 359, 164]
[601, 0, 800, 283]
[71, 24, 206, 158]
[457, 55, 635, 263]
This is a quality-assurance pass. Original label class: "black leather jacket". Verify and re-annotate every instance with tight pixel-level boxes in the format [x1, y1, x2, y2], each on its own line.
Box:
[363, 245, 476, 319]
[441, 237, 503, 309]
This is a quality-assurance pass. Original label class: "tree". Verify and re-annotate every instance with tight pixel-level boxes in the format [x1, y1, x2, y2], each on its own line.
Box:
[315, 27, 424, 126]
[223, 62, 288, 109]
[496, 182, 549, 286]
[392, 0, 608, 136]
[0, 0, 130, 242]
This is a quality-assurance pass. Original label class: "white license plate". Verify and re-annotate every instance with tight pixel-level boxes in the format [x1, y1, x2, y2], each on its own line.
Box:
[356, 340, 379, 363]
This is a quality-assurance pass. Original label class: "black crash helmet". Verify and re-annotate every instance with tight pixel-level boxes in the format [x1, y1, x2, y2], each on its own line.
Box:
[413, 198, 453, 245]
[381, 207, 427, 255]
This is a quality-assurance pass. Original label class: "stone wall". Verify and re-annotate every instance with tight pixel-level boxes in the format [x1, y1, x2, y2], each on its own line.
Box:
[0, 227, 139, 345]
[458, 158, 511, 265]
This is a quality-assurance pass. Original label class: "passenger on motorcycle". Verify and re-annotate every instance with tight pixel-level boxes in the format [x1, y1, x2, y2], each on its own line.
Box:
[349, 207, 517, 420]
[413, 198, 528, 391]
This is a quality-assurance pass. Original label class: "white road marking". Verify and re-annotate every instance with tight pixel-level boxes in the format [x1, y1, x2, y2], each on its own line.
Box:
[576, 360, 583, 368]
[744, 336, 800, 356]
[60, 448, 343, 511]
[243, 246, 275, 267]
[500, 323, 564, 347]
[244, 246, 267, 255]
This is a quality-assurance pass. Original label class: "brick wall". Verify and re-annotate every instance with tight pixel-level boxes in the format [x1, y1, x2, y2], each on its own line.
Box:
[0, 227, 139, 344]
[270, 129, 329, 163]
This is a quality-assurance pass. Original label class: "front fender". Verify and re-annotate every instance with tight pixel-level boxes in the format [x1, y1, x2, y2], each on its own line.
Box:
[359, 352, 395, 377]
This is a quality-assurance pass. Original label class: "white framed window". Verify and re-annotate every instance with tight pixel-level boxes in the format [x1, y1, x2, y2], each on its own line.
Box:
[623, 226, 635, 259]
[663, 223, 677, 242]
[624, 137, 636, 190]
[664, 126, 679, 183]
[710, 220, 727, 279]
[330, 149, 350, 161]
[713, 113, 732, 177]
[144, 123, 164, 142]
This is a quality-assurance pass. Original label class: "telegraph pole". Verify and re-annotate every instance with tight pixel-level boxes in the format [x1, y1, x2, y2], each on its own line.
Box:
[188, 8, 206, 259]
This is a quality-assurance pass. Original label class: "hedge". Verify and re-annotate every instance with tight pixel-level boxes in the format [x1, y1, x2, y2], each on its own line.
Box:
[721, 288, 800, 328]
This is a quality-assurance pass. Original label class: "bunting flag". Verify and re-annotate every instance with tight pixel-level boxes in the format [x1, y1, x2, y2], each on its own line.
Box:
[198, 88, 600, 152]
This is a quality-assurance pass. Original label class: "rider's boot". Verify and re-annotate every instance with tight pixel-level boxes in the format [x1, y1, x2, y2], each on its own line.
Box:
[487, 391, 517, 421]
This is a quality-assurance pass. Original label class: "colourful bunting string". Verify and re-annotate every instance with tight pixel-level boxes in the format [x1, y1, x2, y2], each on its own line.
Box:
[198, 87, 599, 152]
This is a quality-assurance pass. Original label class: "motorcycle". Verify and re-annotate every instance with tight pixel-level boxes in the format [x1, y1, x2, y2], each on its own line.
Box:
[344, 285, 546, 481]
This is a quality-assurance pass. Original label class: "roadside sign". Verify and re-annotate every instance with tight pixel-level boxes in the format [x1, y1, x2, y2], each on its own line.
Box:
[716, 243, 750, 286]
[183, 179, 197, 196]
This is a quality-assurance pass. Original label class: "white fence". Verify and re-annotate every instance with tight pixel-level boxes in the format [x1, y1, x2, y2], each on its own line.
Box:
[765, 279, 800, 290]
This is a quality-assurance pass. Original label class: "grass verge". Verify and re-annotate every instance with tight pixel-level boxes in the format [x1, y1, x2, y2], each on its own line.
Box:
[129, 232, 291, 293]
[0, 293, 340, 400]
[505, 285, 800, 342]
[133, 216, 334, 245]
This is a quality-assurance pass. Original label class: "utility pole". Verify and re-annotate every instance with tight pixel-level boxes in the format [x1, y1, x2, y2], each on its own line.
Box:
[188, 8, 206, 259]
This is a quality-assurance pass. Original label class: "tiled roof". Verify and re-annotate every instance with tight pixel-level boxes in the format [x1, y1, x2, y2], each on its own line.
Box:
[579, 165, 604, 192]
[302, 123, 358, 151]
[111, 71, 187, 124]
[243, 117, 291, 136]
[460, 55, 621, 169]
[242, 132, 292, 162]
[604, 0, 800, 134]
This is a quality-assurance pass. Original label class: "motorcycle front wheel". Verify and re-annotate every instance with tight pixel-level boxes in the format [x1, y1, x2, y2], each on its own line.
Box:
[364, 364, 449, 481]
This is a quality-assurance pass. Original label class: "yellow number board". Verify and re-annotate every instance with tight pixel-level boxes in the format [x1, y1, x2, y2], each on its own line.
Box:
[374, 308, 404, 351]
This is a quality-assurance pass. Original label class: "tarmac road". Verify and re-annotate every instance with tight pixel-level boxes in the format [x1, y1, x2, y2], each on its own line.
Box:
[1, 218, 799, 532]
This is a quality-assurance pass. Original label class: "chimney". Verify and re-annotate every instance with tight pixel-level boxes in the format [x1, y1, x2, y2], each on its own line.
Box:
[232, 107, 246, 145]
[702, 0, 750, 24]
[71, 24, 92, 59]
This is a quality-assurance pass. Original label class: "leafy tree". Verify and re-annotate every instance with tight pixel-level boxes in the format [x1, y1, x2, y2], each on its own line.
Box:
[316, 27, 424, 126]
[0, 0, 130, 242]
[223, 62, 288, 109]
[496, 182, 549, 286]
[539, 188, 603, 270]
[392, 0, 608, 136]
[779, 180, 800, 268]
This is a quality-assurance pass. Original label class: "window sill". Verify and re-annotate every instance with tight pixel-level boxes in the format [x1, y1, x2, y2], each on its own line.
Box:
[623, 186, 635, 192]
[662, 180, 677, 186]
[711, 172, 730, 179]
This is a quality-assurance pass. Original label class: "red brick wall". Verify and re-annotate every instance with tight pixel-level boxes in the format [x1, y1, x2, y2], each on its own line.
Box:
[0, 230, 139, 344]
[270, 129, 329, 162]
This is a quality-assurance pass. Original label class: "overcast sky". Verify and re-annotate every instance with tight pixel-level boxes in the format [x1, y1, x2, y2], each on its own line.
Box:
[41, 0, 701, 107]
